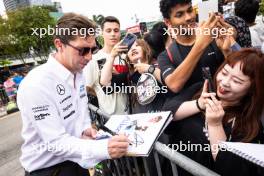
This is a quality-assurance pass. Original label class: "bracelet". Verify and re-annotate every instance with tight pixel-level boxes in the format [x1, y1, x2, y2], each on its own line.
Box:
[196, 99, 205, 112]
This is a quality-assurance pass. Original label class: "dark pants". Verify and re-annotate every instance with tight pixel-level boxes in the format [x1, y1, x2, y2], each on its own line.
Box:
[25, 161, 90, 176]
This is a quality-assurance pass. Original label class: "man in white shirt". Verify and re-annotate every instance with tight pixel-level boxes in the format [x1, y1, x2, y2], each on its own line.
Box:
[17, 13, 129, 176]
[83, 16, 128, 115]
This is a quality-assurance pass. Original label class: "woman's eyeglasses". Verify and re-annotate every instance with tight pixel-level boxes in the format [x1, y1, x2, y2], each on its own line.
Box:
[65, 42, 99, 56]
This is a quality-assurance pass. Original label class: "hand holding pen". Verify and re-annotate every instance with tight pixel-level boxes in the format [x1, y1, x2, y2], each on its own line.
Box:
[97, 123, 133, 146]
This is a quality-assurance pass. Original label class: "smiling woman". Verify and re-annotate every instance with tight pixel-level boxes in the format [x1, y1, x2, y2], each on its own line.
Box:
[162, 48, 264, 176]
[213, 49, 264, 141]
[100, 38, 167, 114]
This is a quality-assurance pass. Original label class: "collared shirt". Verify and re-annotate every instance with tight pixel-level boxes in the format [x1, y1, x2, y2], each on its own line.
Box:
[17, 54, 110, 172]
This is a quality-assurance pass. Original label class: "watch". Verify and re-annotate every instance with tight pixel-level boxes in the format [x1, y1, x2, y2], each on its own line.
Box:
[147, 65, 156, 74]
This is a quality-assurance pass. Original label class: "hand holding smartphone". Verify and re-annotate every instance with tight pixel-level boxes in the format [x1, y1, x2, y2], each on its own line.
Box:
[120, 33, 137, 52]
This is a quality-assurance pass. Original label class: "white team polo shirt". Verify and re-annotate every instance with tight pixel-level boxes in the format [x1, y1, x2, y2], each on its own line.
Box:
[17, 54, 110, 172]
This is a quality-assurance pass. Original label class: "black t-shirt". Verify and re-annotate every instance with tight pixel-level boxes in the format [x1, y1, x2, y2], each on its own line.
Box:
[167, 112, 264, 176]
[162, 83, 264, 176]
[158, 40, 224, 95]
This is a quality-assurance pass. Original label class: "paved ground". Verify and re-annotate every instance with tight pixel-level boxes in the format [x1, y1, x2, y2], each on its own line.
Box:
[0, 112, 96, 176]
[0, 112, 24, 176]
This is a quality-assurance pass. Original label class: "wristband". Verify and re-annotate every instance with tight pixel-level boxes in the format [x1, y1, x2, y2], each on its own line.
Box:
[196, 99, 205, 112]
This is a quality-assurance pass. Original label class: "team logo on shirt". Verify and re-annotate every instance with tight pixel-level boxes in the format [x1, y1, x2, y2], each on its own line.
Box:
[56, 84, 65, 95]
[34, 113, 50, 121]
[208, 52, 215, 56]
[80, 85, 85, 92]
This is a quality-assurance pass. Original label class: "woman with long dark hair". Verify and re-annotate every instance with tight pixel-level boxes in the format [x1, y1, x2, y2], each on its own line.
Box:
[164, 48, 264, 176]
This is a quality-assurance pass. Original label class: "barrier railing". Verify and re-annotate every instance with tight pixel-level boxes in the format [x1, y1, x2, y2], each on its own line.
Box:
[88, 103, 220, 176]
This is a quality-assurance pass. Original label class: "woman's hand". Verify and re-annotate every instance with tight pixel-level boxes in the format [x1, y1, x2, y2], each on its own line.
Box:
[110, 41, 128, 58]
[198, 80, 216, 110]
[215, 18, 236, 56]
[216, 35, 232, 52]
[205, 94, 225, 126]
[134, 63, 150, 74]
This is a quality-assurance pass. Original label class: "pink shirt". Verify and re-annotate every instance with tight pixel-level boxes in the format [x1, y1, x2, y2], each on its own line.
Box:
[4, 78, 16, 92]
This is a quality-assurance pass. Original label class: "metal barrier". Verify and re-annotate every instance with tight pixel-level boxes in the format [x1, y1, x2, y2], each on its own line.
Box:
[88, 103, 220, 176]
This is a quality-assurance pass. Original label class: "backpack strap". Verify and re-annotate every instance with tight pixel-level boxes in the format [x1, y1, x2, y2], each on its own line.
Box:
[166, 40, 183, 65]
[166, 47, 175, 64]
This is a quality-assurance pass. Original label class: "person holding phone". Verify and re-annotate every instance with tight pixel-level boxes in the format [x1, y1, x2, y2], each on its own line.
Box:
[163, 48, 264, 176]
[100, 39, 166, 114]
[158, 0, 225, 96]
[158, 0, 241, 137]
[83, 16, 128, 115]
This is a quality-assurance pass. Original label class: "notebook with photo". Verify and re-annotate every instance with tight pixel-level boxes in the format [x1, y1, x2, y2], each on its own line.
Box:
[96, 111, 173, 156]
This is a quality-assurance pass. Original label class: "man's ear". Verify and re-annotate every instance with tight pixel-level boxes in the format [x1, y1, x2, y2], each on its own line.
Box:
[163, 19, 175, 39]
[164, 18, 172, 28]
[54, 38, 63, 52]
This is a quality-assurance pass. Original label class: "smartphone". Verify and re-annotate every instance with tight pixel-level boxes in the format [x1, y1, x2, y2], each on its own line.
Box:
[202, 67, 215, 93]
[139, 22, 148, 35]
[198, 0, 218, 22]
[121, 33, 137, 51]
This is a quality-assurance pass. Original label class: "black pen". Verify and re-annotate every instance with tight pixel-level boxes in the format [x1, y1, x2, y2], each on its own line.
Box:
[99, 124, 117, 136]
[98, 124, 133, 145]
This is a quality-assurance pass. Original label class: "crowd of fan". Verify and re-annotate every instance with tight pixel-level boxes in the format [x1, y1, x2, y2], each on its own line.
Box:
[83, 0, 264, 175]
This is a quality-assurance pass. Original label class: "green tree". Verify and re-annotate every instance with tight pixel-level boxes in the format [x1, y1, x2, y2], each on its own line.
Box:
[0, 6, 56, 64]
[96, 35, 104, 47]
[42, 5, 58, 12]
[260, 0, 264, 16]
[92, 14, 105, 26]
[0, 16, 8, 57]
[0, 59, 12, 67]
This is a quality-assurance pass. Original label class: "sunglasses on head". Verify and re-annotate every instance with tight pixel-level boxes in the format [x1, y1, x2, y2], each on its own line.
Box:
[60, 39, 99, 56]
